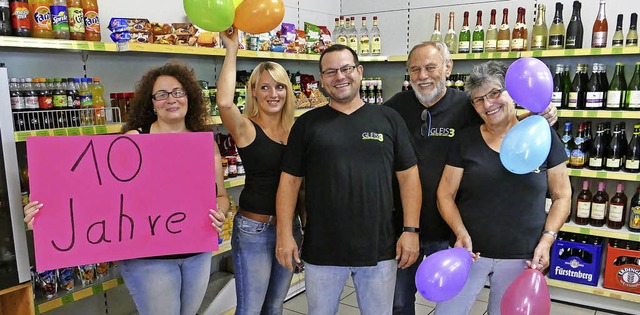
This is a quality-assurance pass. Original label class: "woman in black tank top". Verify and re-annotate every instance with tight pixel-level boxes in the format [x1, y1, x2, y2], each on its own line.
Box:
[218, 28, 303, 314]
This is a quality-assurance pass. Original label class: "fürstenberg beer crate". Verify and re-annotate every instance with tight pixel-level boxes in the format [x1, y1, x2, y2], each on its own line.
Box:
[603, 239, 640, 294]
[549, 232, 603, 286]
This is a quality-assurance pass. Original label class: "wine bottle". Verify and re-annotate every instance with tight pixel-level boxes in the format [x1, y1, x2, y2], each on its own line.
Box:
[569, 64, 588, 109]
[485, 9, 497, 52]
[575, 179, 592, 225]
[566, 1, 584, 49]
[590, 181, 609, 227]
[599, 63, 609, 106]
[548, 2, 565, 49]
[608, 182, 627, 229]
[551, 64, 564, 108]
[629, 185, 640, 232]
[584, 121, 593, 159]
[626, 61, 640, 110]
[570, 122, 586, 168]
[625, 124, 640, 173]
[591, 0, 608, 48]
[620, 121, 628, 167]
[497, 8, 510, 52]
[562, 122, 574, 162]
[606, 123, 624, 171]
[586, 63, 604, 109]
[531, 4, 548, 50]
[627, 13, 638, 47]
[444, 12, 458, 53]
[472, 10, 484, 53]
[458, 11, 471, 53]
[589, 123, 606, 170]
[563, 65, 572, 108]
[511, 7, 527, 51]
[612, 14, 624, 47]
[606, 62, 627, 110]
[430, 13, 443, 42]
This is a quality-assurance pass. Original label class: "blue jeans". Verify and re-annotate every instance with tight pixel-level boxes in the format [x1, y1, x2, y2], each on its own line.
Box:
[120, 252, 211, 315]
[434, 257, 527, 315]
[231, 213, 302, 315]
[305, 259, 397, 315]
[393, 240, 449, 315]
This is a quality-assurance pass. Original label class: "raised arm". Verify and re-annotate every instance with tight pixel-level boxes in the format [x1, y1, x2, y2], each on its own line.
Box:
[218, 28, 253, 147]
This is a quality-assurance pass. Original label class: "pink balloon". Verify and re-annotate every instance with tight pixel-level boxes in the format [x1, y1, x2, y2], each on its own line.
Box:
[415, 247, 472, 302]
[500, 269, 551, 315]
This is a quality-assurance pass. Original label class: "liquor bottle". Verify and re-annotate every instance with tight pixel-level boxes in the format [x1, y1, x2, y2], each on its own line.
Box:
[608, 182, 627, 229]
[531, 4, 548, 50]
[497, 8, 510, 52]
[370, 16, 381, 55]
[360, 81, 367, 102]
[607, 63, 627, 109]
[612, 14, 624, 47]
[347, 17, 359, 52]
[626, 62, 640, 110]
[626, 124, 640, 173]
[331, 18, 340, 44]
[566, 1, 584, 49]
[375, 78, 383, 104]
[563, 65, 572, 107]
[551, 64, 564, 108]
[589, 123, 606, 170]
[444, 12, 457, 53]
[606, 123, 623, 171]
[548, 2, 565, 49]
[569, 123, 586, 168]
[485, 9, 497, 52]
[471, 10, 484, 53]
[591, 0, 608, 48]
[627, 13, 638, 46]
[586, 64, 604, 109]
[458, 11, 471, 53]
[629, 185, 640, 232]
[590, 181, 609, 227]
[430, 12, 443, 42]
[337, 16, 347, 46]
[359, 17, 370, 56]
[569, 64, 587, 109]
[511, 7, 527, 51]
[561, 122, 574, 162]
[575, 179, 592, 225]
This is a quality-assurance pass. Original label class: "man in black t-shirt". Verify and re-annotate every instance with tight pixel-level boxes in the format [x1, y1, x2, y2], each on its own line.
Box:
[385, 42, 558, 315]
[275, 45, 422, 315]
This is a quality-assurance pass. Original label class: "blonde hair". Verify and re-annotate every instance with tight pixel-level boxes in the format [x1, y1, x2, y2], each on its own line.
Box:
[245, 62, 296, 132]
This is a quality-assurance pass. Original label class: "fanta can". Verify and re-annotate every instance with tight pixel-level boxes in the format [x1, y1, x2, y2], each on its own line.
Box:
[80, 0, 98, 41]
[28, 0, 52, 38]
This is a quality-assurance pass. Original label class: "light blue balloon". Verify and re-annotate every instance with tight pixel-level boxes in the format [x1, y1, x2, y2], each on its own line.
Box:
[500, 116, 551, 174]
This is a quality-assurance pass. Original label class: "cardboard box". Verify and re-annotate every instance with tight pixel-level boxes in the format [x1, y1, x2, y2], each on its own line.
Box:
[549, 234, 603, 286]
[603, 240, 640, 294]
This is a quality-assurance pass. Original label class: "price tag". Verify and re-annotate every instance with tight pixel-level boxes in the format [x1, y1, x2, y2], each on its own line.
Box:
[58, 41, 74, 50]
[579, 228, 590, 234]
[591, 48, 602, 55]
[35, 130, 51, 137]
[507, 52, 518, 59]
[480, 53, 489, 59]
[61, 294, 74, 304]
[95, 125, 108, 134]
[564, 49, 575, 56]
[16, 132, 30, 142]
[67, 128, 81, 136]
[81, 127, 95, 135]
[595, 171, 607, 179]
[629, 234, 640, 241]
[53, 129, 68, 136]
[92, 285, 104, 294]
[611, 112, 623, 119]
[77, 42, 90, 50]
[532, 50, 543, 57]
[586, 111, 597, 118]
[92, 42, 106, 51]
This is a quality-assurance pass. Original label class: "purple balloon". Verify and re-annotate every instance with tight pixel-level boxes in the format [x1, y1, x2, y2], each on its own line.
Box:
[505, 57, 553, 113]
[415, 247, 472, 302]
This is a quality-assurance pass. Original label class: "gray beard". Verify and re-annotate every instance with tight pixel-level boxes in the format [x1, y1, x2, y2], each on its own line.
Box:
[411, 81, 446, 105]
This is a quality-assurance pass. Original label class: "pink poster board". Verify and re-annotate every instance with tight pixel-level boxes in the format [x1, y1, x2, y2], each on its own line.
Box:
[27, 133, 218, 271]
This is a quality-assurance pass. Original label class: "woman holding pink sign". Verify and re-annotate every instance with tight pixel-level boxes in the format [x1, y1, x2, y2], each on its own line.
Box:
[24, 61, 229, 315]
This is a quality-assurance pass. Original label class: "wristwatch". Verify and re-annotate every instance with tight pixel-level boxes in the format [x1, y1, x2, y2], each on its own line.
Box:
[542, 230, 558, 240]
[403, 226, 421, 233]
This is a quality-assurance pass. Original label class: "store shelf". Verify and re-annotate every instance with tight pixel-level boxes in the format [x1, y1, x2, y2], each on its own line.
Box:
[560, 222, 640, 242]
[388, 51, 520, 62]
[547, 277, 640, 303]
[359, 55, 389, 62]
[567, 168, 640, 182]
[0, 36, 115, 52]
[213, 241, 232, 256]
[14, 123, 123, 142]
[522, 46, 640, 58]
[209, 108, 315, 126]
[224, 176, 245, 188]
[36, 275, 124, 314]
[516, 109, 640, 119]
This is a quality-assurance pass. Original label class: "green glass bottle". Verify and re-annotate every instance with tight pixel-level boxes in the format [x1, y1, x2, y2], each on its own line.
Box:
[627, 13, 638, 47]
[548, 2, 565, 49]
[444, 12, 458, 53]
[607, 62, 626, 109]
[458, 11, 471, 53]
[472, 10, 484, 53]
[626, 62, 640, 110]
[531, 4, 548, 50]
[485, 9, 497, 52]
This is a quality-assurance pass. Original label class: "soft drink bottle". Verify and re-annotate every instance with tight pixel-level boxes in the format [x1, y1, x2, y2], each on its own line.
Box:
[53, 78, 68, 128]
[38, 78, 54, 129]
[67, 77, 81, 127]
[80, 0, 98, 41]
[50, 0, 68, 39]
[79, 77, 93, 126]
[29, 0, 52, 38]
[0, 0, 12, 35]
[90, 77, 105, 125]
[9, 0, 31, 36]
[23, 78, 40, 130]
[65, 0, 82, 40]
[9, 77, 27, 131]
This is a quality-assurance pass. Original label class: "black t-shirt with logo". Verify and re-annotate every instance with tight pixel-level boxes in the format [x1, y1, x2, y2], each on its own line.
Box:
[282, 104, 417, 266]
[446, 125, 567, 258]
[385, 88, 483, 242]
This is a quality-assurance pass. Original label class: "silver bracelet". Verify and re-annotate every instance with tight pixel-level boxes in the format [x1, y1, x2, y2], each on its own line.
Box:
[542, 230, 558, 240]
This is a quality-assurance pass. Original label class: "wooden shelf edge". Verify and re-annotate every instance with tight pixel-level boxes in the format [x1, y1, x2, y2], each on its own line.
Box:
[547, 278, 640, 303]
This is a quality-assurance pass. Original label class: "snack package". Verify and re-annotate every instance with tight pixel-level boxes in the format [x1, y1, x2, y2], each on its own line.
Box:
[296, 92, 311, 108]
[295, 30, 306, 54]
[197, 31, 219, 47]
[258, 32, 273, 51]
[124, 18, 151, 33]
[270, 31, 285, 52]
[153, 34, 178, 45]
[151, 22, 173, 35]
[281, 23, 296, 53]
[37, 269, 57, 298]
[319, 25, 332, 52]
[172, 23, 197, 36]
[238, 31, 246, 49]
[57, 267, 75, 291]
[304, 22, 321, 54]
[78, 264, 96, 286]
[247, 34, 259, 51]
[129, 31, 152, 43]
[107, 18, 128, 33]
[96, 262, 109, 278]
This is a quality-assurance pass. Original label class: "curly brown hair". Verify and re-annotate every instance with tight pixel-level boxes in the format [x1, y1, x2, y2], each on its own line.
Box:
[121, 61, 209, 133]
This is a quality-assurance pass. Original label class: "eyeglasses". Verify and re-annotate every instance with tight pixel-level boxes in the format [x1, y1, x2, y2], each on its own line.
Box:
[152, 88, 187, 101]
[420, 108, 432, 138]
[320, 65, 357, 77]
[409, 64, 442, 74]
[472, 88, 504, 106]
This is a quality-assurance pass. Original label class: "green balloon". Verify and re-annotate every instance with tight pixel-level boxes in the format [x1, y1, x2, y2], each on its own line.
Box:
[184, 0, 235, 32]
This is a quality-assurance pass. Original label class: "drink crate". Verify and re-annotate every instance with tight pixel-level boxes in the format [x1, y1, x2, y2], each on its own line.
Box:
[549, 232, 603, 286]
[603, 240, 640, 294]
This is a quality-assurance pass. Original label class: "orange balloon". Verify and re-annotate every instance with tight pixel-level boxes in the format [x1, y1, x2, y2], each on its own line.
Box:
[234, 0, 285, 34]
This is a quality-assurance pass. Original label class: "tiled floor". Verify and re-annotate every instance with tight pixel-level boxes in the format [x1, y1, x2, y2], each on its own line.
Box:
[282, 277, 619, 315]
